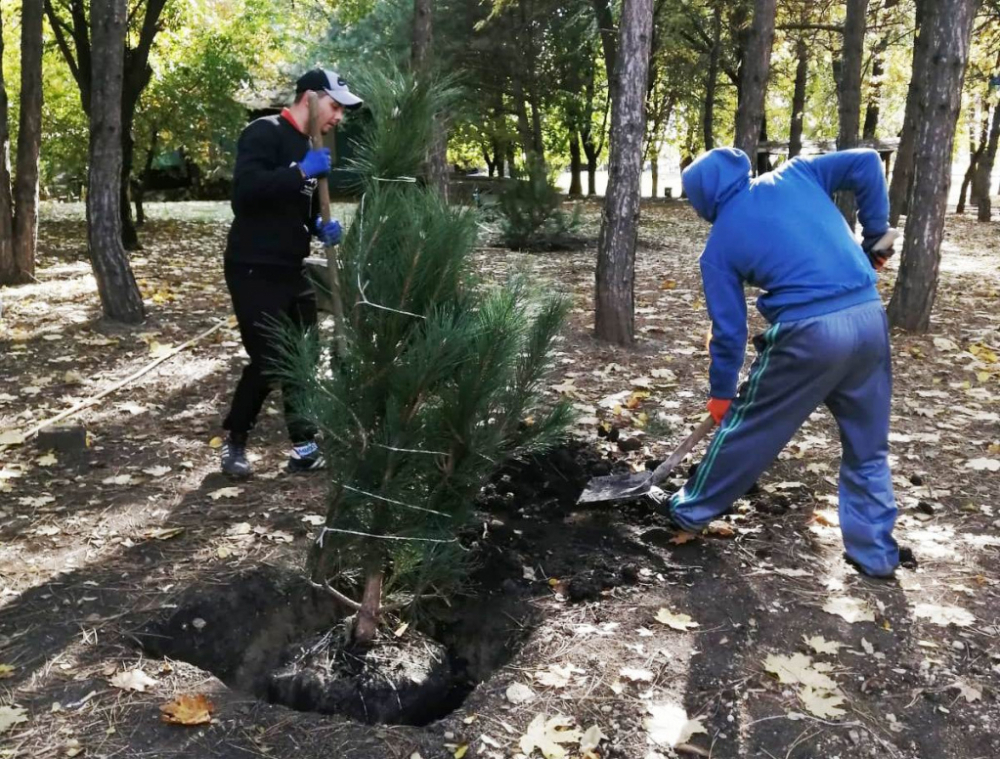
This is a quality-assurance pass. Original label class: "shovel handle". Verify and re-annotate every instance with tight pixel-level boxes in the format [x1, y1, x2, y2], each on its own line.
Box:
[307, 92, 347, 356]
[647, 414, 717, 486]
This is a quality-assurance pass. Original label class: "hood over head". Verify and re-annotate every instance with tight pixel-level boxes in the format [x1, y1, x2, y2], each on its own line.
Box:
[681, 147, 752, 223]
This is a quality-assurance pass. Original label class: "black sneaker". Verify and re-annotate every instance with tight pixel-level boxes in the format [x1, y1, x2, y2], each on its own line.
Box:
[287, 441, 325, 473]
[221, 438, 252, 479]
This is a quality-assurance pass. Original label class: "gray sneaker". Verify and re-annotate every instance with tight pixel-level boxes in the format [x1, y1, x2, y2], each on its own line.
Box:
[221, 438, 252, 479]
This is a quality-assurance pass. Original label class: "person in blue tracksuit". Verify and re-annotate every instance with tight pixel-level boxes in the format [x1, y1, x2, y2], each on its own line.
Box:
[669, 147, 900, 578]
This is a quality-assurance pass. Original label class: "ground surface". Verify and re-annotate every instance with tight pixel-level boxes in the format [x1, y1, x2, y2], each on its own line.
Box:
[0, 200, 998, 759]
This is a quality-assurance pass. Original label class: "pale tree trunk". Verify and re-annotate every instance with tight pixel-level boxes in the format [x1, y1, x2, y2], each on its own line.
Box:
[788, 38, 808, 158]
[975, 103, 1000, 222]
[888, 0, 928, 225]
[412, 0, 448, 199]
[595, 0, 653, 345]
[12, 0, 45, 284]
[887, 0, 982, 333]
[956, 112, 986, 215]
[88, 0, 144, 324]
[835, 0, 869, 228]
[733, 0, 777, 166]
[0, 4, 15, 284]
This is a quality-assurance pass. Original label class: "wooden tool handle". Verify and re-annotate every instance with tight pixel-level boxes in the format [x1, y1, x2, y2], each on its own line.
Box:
[648, 414, 717, 486]
[307, 92, 347, 356]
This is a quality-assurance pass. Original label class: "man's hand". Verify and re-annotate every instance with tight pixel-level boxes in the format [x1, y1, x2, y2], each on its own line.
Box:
[316, 217, 342, 246]
[299, 148, 332, 179]
[706, 397, 731, 425]
[862, 229, 899, 271]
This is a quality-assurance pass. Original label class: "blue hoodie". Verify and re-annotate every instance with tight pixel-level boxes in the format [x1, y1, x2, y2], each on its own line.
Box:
[682, 147, 888, 399]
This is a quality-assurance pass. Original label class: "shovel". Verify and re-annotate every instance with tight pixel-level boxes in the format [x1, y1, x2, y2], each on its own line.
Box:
[577, 414, 717, 505]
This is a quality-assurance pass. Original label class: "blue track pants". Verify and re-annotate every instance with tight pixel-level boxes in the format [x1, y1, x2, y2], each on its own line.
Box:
[669, 301, 899, 577]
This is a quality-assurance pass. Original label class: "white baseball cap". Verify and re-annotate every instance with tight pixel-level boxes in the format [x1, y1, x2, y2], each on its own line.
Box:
[295, 69, 363, 109]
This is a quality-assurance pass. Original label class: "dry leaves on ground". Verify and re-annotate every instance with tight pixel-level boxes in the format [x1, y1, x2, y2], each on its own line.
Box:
[160, 694, 214, 725]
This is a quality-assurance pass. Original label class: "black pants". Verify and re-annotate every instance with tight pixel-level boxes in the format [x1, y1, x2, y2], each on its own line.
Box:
[223, 262, 318, 444]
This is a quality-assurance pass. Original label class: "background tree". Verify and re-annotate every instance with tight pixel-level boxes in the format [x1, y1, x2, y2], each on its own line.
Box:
[86, 0, 144, 323]
[734, 0, 778, 165]
[595, 0, 654, 344]
[45, 0, 169, 250]
[834, 0, 869, 226]
[887, 0, 983, 332]
[0, 0, 43, 286]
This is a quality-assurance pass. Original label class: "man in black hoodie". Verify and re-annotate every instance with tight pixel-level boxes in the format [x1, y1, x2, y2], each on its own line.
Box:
[220, 69, 363, 478]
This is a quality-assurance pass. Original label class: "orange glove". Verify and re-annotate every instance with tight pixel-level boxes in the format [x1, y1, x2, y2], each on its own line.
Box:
[706, 397, 731, 425]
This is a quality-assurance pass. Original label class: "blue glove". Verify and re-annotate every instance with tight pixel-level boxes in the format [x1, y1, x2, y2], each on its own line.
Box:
[315, 216, 342, 246]
[299, 148, 331, 179]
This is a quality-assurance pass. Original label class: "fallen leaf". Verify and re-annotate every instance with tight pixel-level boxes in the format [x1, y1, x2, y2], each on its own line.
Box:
[763, 653, 837, 690]
[227, 522, 253, 536]
[301, 513, 325, 526]
[102, 474, 136, 486]
[453, 745, 468, 759]
[394, 622, 409, 638]
[209, 436, 224, 449]
[822, 596, 875, 624]
[110, 668, 157, 692]
[932, 337, 959, 351]
[644, 702, 706, 748]
[505, 682, 536, 704]
[706, 520, 734, 537]
[19, 495, 55, 508]
[654, 608, 699, 631]
[579, 724, 607, 752]
[670, 531, 698, 545]
[209, 487, 243, 500]
[913, 603, 975, 627]
[37, 452, 58, 467]
[535, 664, 582, 689]
[0, 429, 25, 446]
[519, 714, 582, 759]
[0, 664, 14, 678]
[803, 636, 843, 656]
[948, 679, 982, 703]
[775, 567, 812, 578]
[64, 738, 84, 757]
[619, 667, 654, 682]
[160, 694, 213, 725]
[798, 685, 847, 719]
[34, 525, 61, 536]
[148, 341, 174, 359]
[64, 370, 84, 385]
[142, 527, 185, 541]
[142, 466, 172, 478]
[965, 458, 1000, 472]
[0, 705, 29, 734]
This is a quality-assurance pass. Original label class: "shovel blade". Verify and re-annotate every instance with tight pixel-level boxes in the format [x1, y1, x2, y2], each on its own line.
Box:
[577, 471, 654, 504]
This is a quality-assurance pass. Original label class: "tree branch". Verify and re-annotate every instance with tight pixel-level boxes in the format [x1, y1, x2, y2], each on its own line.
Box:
[777, 23, 844, 33]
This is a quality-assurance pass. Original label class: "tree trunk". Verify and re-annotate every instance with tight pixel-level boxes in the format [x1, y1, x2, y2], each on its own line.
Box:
[595, 0, 653, 345]
[975, 103, 1000, 221]
[887, 0, 981, 333]
[11, 0, 44, 284]
[119, 117, 140, 249]
[788, 38, 808, 158]
[87, 0, 144, 324]
[957, 112, 986, 214]
[703, 4, 722, 151]
[353, 568, 384, 647]
[412, 0, 448, 199]
[835, 0, 869, 227]
[888, 0, 928, 225]
[0, 4, 16, 285]
[135, 128, 159, 227]
[734, 0, 778, 166]
[591, 0, 617, 83]
[650, 151, 659, 197]
[569, 130, 583, 196]
[862, 39, 887, 140]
